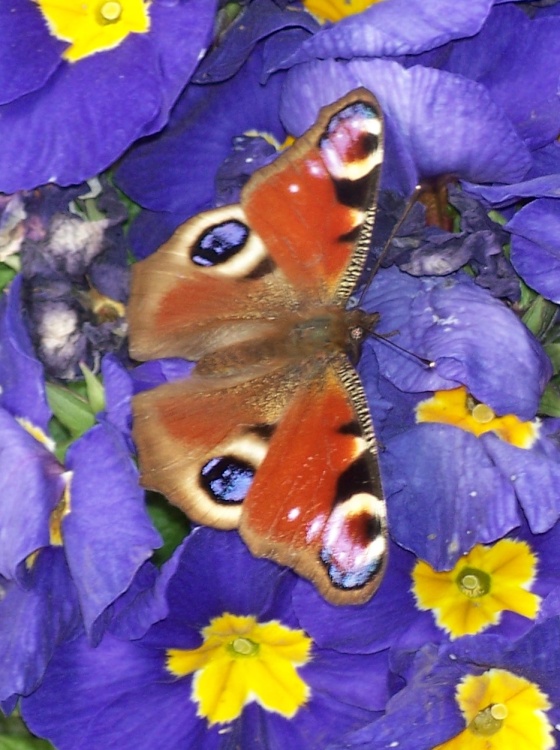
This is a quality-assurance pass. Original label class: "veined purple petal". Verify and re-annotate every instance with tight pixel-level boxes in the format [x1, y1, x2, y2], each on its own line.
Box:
[366, 267, 550, 421]
[0, 410, 62, 582]
[507, 198, 560, 303]
[0, 2, 64, 105]
[0, 548, 80, 703]
[385, 423, 520, 568]
[0, 276, 51, 432]
[63, 424, 161, 643]
[276, 0, 493, 67]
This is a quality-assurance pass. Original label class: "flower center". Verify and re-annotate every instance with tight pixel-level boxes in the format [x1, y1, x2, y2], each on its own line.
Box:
[468, 703, 508, 736]
[229, 636, 259, 657]
[166, 613, 312, 725]
[456, 566, 491, 598]
[416, 386, 539, 448]
[99, 1, 122, 22]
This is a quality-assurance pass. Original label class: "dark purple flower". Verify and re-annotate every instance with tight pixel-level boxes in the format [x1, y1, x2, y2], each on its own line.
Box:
[339, 619, 560, 749]
[21, 529, 389, 749]
[359, 267, 556, 566]
[0, 0, 217, 192]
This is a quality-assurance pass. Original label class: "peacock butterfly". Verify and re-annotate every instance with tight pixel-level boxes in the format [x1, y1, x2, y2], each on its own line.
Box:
[128, 88, 388, 604]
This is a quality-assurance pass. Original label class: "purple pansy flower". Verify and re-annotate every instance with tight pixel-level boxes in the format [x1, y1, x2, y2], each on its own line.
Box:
[21, 528, 390, 749]
[339, 618, 560, 749]
[0, 0, 217, 192]
[358, 267, 557, 567]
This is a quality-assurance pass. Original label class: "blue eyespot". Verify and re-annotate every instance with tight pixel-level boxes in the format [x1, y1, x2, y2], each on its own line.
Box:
[192, 220, 249, 266]
[200, 456, 254, 504]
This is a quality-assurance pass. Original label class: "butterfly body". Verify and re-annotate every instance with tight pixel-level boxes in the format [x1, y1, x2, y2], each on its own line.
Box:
[129, 89, 388, 604]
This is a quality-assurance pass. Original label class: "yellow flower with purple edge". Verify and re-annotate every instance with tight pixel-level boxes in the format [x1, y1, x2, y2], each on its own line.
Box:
[435, 669, 554, 750]
[167, 613, 312, 724]
[416, 386, 539, 448]
[35, 0, 151, 62]
[412, 538, 540, 639]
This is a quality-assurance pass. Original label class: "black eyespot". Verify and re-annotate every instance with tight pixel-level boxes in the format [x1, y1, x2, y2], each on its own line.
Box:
[191, 220, 249, 266]
[200, 456, 254, 504]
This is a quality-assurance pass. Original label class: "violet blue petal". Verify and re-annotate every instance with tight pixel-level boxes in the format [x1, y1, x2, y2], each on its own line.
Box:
[100, 354, 134, 442]
[444, 5, 560, 149]
[131, 358, 195, 394]
[507, 198, 560, 302]
[293, 542, 417, 654]
[366, 267, 551, 420]
[385, 423, 520, 568]
[63, 423, 161, 643]
[21, 634, 164, 749]
[0, 276, 51, 431]
[0, 2, 64, 105]
[337, 646, 465, 750]
[0, 410, 63, 582]
[193, 0, 318, 83]
[276, 0, 493, 67]
[106, 554, 182, 640]
[482, 432, 560, 534]
[0, 0, 216, 192]
[145, 529, 295, 648]
[115, 45, 285, 218]
[0, 547, 80, 703]
[462, 174, 560, 207]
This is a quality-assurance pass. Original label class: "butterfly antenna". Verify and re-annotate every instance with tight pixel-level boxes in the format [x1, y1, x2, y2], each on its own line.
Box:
[354, 184, 423, 310]
[372, 330, 436, 370]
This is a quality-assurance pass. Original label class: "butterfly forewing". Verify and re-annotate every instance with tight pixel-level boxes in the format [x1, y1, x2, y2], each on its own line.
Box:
[128, 88, 388, 604]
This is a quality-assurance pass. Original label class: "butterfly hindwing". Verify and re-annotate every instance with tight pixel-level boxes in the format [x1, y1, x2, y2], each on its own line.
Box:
[129, 88, 387, 604]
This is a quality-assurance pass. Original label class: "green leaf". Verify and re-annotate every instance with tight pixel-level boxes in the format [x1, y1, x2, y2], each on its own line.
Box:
[46, 383, 95, 439]
[79, 362, 106, 415]
[539, 379, 560, 417]
[0, 736, 54, 749]
[147, 492, 190, 566]
[544, 343, 560, 375]
[522, 295, 557, 339]
[0, 263, 18, 292]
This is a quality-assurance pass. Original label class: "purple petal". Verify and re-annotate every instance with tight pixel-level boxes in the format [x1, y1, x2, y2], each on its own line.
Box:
[63, 424, 161, 642]
[367, 267, 551, 421]
[445, 5, 560, 149]
[21, 634, 164, 749]
[463, 173, 560, 207]
[385, 423, 520, 568]
[293, 542, 417, 654]
[483, 433, 560, 534]
[0, 410, 63, 581]
[507, 198, 560, 302]
[0, 548, 80, 702]
[0, 2, 63, 105]
[0, 0, 216, 191]
[276, 0, 493, 66]
[0, 276, 51, 431]
[116, 45, 285, 220]
[193, 0, 318, 84]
